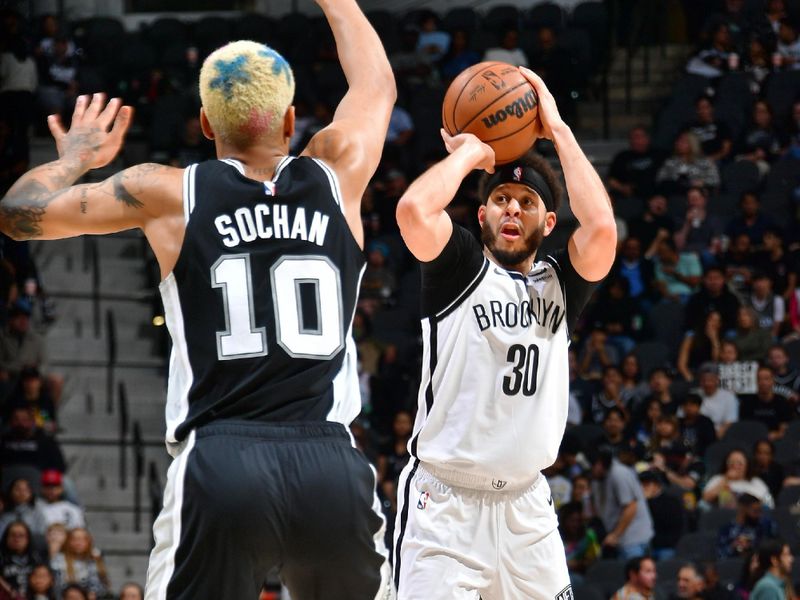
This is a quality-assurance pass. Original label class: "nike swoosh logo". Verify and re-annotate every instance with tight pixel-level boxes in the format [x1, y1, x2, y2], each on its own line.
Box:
[548, 496, 553, 506]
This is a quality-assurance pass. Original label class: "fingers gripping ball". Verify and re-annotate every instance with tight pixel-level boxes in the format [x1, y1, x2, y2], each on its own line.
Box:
[442, 62, 539, 165]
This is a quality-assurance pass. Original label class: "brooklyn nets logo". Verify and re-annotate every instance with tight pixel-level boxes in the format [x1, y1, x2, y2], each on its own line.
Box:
[491, 479, 507, 490]
[555, 585, 574, 600]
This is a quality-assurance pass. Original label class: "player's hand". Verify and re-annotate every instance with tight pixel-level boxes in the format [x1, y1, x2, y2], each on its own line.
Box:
[440, 129, 495, 173]
[518, 67, 564, 142]
[48, 93, 134, 170]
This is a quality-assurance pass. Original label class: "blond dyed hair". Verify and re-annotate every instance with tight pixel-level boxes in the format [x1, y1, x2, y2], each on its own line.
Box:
[199, 40, 295, 147]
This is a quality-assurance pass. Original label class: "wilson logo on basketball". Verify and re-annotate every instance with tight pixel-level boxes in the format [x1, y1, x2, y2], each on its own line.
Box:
[481, 90, 537, 129]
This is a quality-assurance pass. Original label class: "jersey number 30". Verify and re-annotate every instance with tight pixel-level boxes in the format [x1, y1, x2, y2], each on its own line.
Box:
[211, 254, 344, 361]
[503, 344, 540, 396]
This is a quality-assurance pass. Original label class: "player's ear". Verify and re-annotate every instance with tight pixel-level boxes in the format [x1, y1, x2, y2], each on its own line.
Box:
[200, 108, 215, 141]
[283, 106, 295, 141]
[477, 205, 486, 225]
[543, 211, 557, 237]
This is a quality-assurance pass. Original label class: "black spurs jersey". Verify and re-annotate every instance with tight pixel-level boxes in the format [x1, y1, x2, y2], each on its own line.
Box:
[159, 157, 365, 446]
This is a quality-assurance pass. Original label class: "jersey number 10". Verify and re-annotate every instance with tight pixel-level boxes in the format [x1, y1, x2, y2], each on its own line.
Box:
[211, 254, 344, 361]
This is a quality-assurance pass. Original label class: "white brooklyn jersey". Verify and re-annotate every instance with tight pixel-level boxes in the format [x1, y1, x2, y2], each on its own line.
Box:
[410, 225, 597, 488]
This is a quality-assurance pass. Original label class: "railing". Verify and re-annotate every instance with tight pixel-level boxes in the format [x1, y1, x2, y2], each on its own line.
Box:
[106, 310, 117, 414]
[118, 381, 129, 489]
[619, 0, 669, 114]
[132, 421, 144, 533]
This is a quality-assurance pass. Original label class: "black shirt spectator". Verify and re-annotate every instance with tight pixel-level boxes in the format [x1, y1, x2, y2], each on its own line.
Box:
[639, 470, 684, 559]
[674, 186, 725, 257]
[626, 195, 675, 253]
[688, 96, 733, 161]
[753, 228, 797, 300]
[684, 267, 741, 333]
[611, 237, 657, 304]
[717, 494, 776, 558]
[0, 407, 66, 472]
[725, 192, 776, 246]
[752, 439, 785, 501]
[739, 367, 793, 439]
[607, 127, 665, 202]
[737, 100, 783, 164]
[679, 394, 717, 456]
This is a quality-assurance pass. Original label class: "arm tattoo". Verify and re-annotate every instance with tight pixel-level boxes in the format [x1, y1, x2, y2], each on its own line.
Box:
[0, 179, 69, 239]
[111, 172, 144, 209]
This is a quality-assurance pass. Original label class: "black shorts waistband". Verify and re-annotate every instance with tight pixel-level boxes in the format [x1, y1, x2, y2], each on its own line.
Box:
[195, 420, 351, 442]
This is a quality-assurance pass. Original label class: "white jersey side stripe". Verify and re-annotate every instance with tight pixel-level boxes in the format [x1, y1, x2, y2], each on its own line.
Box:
[310, 158, 344, 211]
[182, 164, 197, 222]
[435, 259, 490, 320]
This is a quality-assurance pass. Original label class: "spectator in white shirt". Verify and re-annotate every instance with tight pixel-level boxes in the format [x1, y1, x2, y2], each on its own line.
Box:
[777, 19, 800, 70]
[697, 363, 739, 437]
[483, 27, 529, 67]
[38, 470, 85, 531]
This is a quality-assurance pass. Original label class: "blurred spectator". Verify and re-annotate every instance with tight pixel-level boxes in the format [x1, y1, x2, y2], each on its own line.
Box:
[527, 26, 576, 117]
[168, 116, 213, 168]
[750, 539, 794, 600]
[589, 365, 627, 423]
[688, 96, 733, 162]
[0, 35, 37, 167]
[0, 407, 66, 473]
[679, 393, 717, 457]
[677, 313, 724, 381]
[736, 101, 783, 174]
[672, 563, 706, 600]
[704, 0, 753, 54]
[720, 233, 756, 294]
[702, 449, 774, 508]
[390, 25, 439, 89]
[482, 27, 529, 67]
[0, 116, 26, 195]
[544, 452, 573, 509]
[580, 330, 621, 382]
[627, 195, 675, 254]
[35, 35, 77, 120]
[611, 557, 657, 600]
[717, 493, 777, 558]
[559, 501, 601, 585]
[765, 0, 788, 35]
[4, 367, 57, 435]
[50, 528, 110, 599]
[784, 100, 800, 159]
[0, 479, 47, 542]
[44, 524, 65, 561]
[0, 300, 46, 380]
[752, 439, 784, 501]
[620, 354, 650, 408]
[639, 470, 684, 560]
[765, 344, 799, 394]
[748, 273, 785, 338]
[753, 229, 796, 302]
[385, 105, 414, 147]
[27, 563, 56, 600]
[686, 22, 734, 78]
[37, 471, 83, 531]
[0, 521, 42, 598]
[612, 237, 657, 307]
[440, 29, 479, 82]
[602, 407, 642, 463]
[743, 36, 772, 92]
[718, 340, 758, 395]
[416, 10, 450, 63]
[725, 192, 775, 246]
[656, 131, 721, 195]
[776, 19, 800, 69]
[739, 366, 793, 440]
[568, 349, 593, 425]
[570, 473, 598, 524]
[651, 237, 703, 303]
[118, 582, 143, 600]
[376, 410, 412, 516]
[630, 399, 662, 449]
[641, 367, 679, 417]
[359, 240, 397, 308]
[696, 363, 739, 436]
[732, 306, 773, 362]
[60, 584, 88, 600]
[587, 278, 642, 357]
[607, 127, 665, 204]
[590, 448, 654, 559]
[674, 186, 725, 261]
[34, 16, 75, 63]
[684, 267, 740, 333]
[649, 416, 695, 483]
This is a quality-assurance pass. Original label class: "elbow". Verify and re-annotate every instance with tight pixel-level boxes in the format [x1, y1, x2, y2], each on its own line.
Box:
[396, 193, 421, 228]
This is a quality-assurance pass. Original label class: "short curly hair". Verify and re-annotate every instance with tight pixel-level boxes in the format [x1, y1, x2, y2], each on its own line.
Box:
[199, 41, 295, 148]
[478, 150, 564, 212]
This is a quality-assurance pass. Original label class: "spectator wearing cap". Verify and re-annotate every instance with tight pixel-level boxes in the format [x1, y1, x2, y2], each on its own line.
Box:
[0, 407, 66, 473]
[696, 363, 739, 437]
[703, 449, 774, 509]
[38, 471, 84, 531]
[684, 267, 741, 334]
[590, 448, 654, 559]
[717, 493, 777, 558]
[640, 469, 685, 560]
[679, 393, 717, 457]
[739, 366, 793, 440]
[602, 407, 642, 465]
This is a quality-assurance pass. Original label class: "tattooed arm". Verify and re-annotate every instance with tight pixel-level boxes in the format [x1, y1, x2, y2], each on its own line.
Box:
[0, 94, 182, 241]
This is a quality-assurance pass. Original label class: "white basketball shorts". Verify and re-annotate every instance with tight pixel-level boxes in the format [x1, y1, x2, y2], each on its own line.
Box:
[392, 461, 572, 600]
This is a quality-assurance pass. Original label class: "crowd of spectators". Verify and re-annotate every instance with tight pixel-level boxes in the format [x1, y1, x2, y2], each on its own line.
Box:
[0, 1, 799, 599]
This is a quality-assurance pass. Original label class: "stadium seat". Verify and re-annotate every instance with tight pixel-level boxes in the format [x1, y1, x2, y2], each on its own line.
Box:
[570, 1, 609, 67]
[443, 7, 479, 34]
[716, 72, 756, 114]
[119, 34, 158, 79]
[147, 17, 189, 52]
[648, 300, 685, 355]
[722, 420, 770, 447]
[572, 585, 605, 600]
[706, 193, 737, 219]
[704, 440, 747, 477]
[194, 16, 234, 56]
[721, 160, 760, 197]
[773, 438, 799, 469]
[785, 420, 800, 442]
[233, 14, 279, 45]
[698, 507, 737, 532]
[567, 423, 604, 450]
[764, 70, 800, 124]
[484, 5, 522, 33]
[773, 506, 800, 551]
[528, 2, 565, 32]
[675, 531, 718, 560]
[366, 10, 399, 53]
[777, 485, 800, 507]
[656, 558, 685, 583]
[585, 559, 625, 596]
[716, 557, 745, 586]
[764, 158, 800, 197]
[632, 341, 670, 378]
[1, 465, 42, 495]
[759, 191, 793, 224]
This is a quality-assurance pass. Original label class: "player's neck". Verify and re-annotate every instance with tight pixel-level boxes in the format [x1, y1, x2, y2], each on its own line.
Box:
[483, 247, 537, 276]
[216, 140, 291, 181]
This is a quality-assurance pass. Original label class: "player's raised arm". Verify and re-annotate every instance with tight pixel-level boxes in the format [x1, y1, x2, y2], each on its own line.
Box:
[301, 0, 396, 227]
[520, 68, 617, 282]
[396, 131, 494, 262]
[0, 93, 182, 242]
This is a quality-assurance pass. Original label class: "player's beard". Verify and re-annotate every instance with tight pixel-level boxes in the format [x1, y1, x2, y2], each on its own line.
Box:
[481, 219, 545, 269]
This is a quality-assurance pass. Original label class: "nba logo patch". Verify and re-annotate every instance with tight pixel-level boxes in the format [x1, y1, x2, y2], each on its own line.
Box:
[513, 167, 523, 182]
[417, 491, 430, 510]
[264, 181, 276, 196]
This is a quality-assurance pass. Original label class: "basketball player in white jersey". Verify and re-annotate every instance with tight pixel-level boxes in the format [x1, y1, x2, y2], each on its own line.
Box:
[392, 68, 617, 599]
[0, 1, 396, 598]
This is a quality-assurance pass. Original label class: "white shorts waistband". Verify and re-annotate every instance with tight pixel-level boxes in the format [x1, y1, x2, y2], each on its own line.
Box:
[418, 462, 542, 493]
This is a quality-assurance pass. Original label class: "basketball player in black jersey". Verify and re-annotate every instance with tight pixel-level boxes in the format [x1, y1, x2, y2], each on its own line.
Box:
[0, 1, 396, 598]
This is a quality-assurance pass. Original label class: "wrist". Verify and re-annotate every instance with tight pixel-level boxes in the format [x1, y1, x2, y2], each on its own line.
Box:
[550, 121, 573, 147]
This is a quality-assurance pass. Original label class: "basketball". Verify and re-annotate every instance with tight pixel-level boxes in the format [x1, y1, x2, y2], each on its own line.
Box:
[442, 62, 539, 165]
